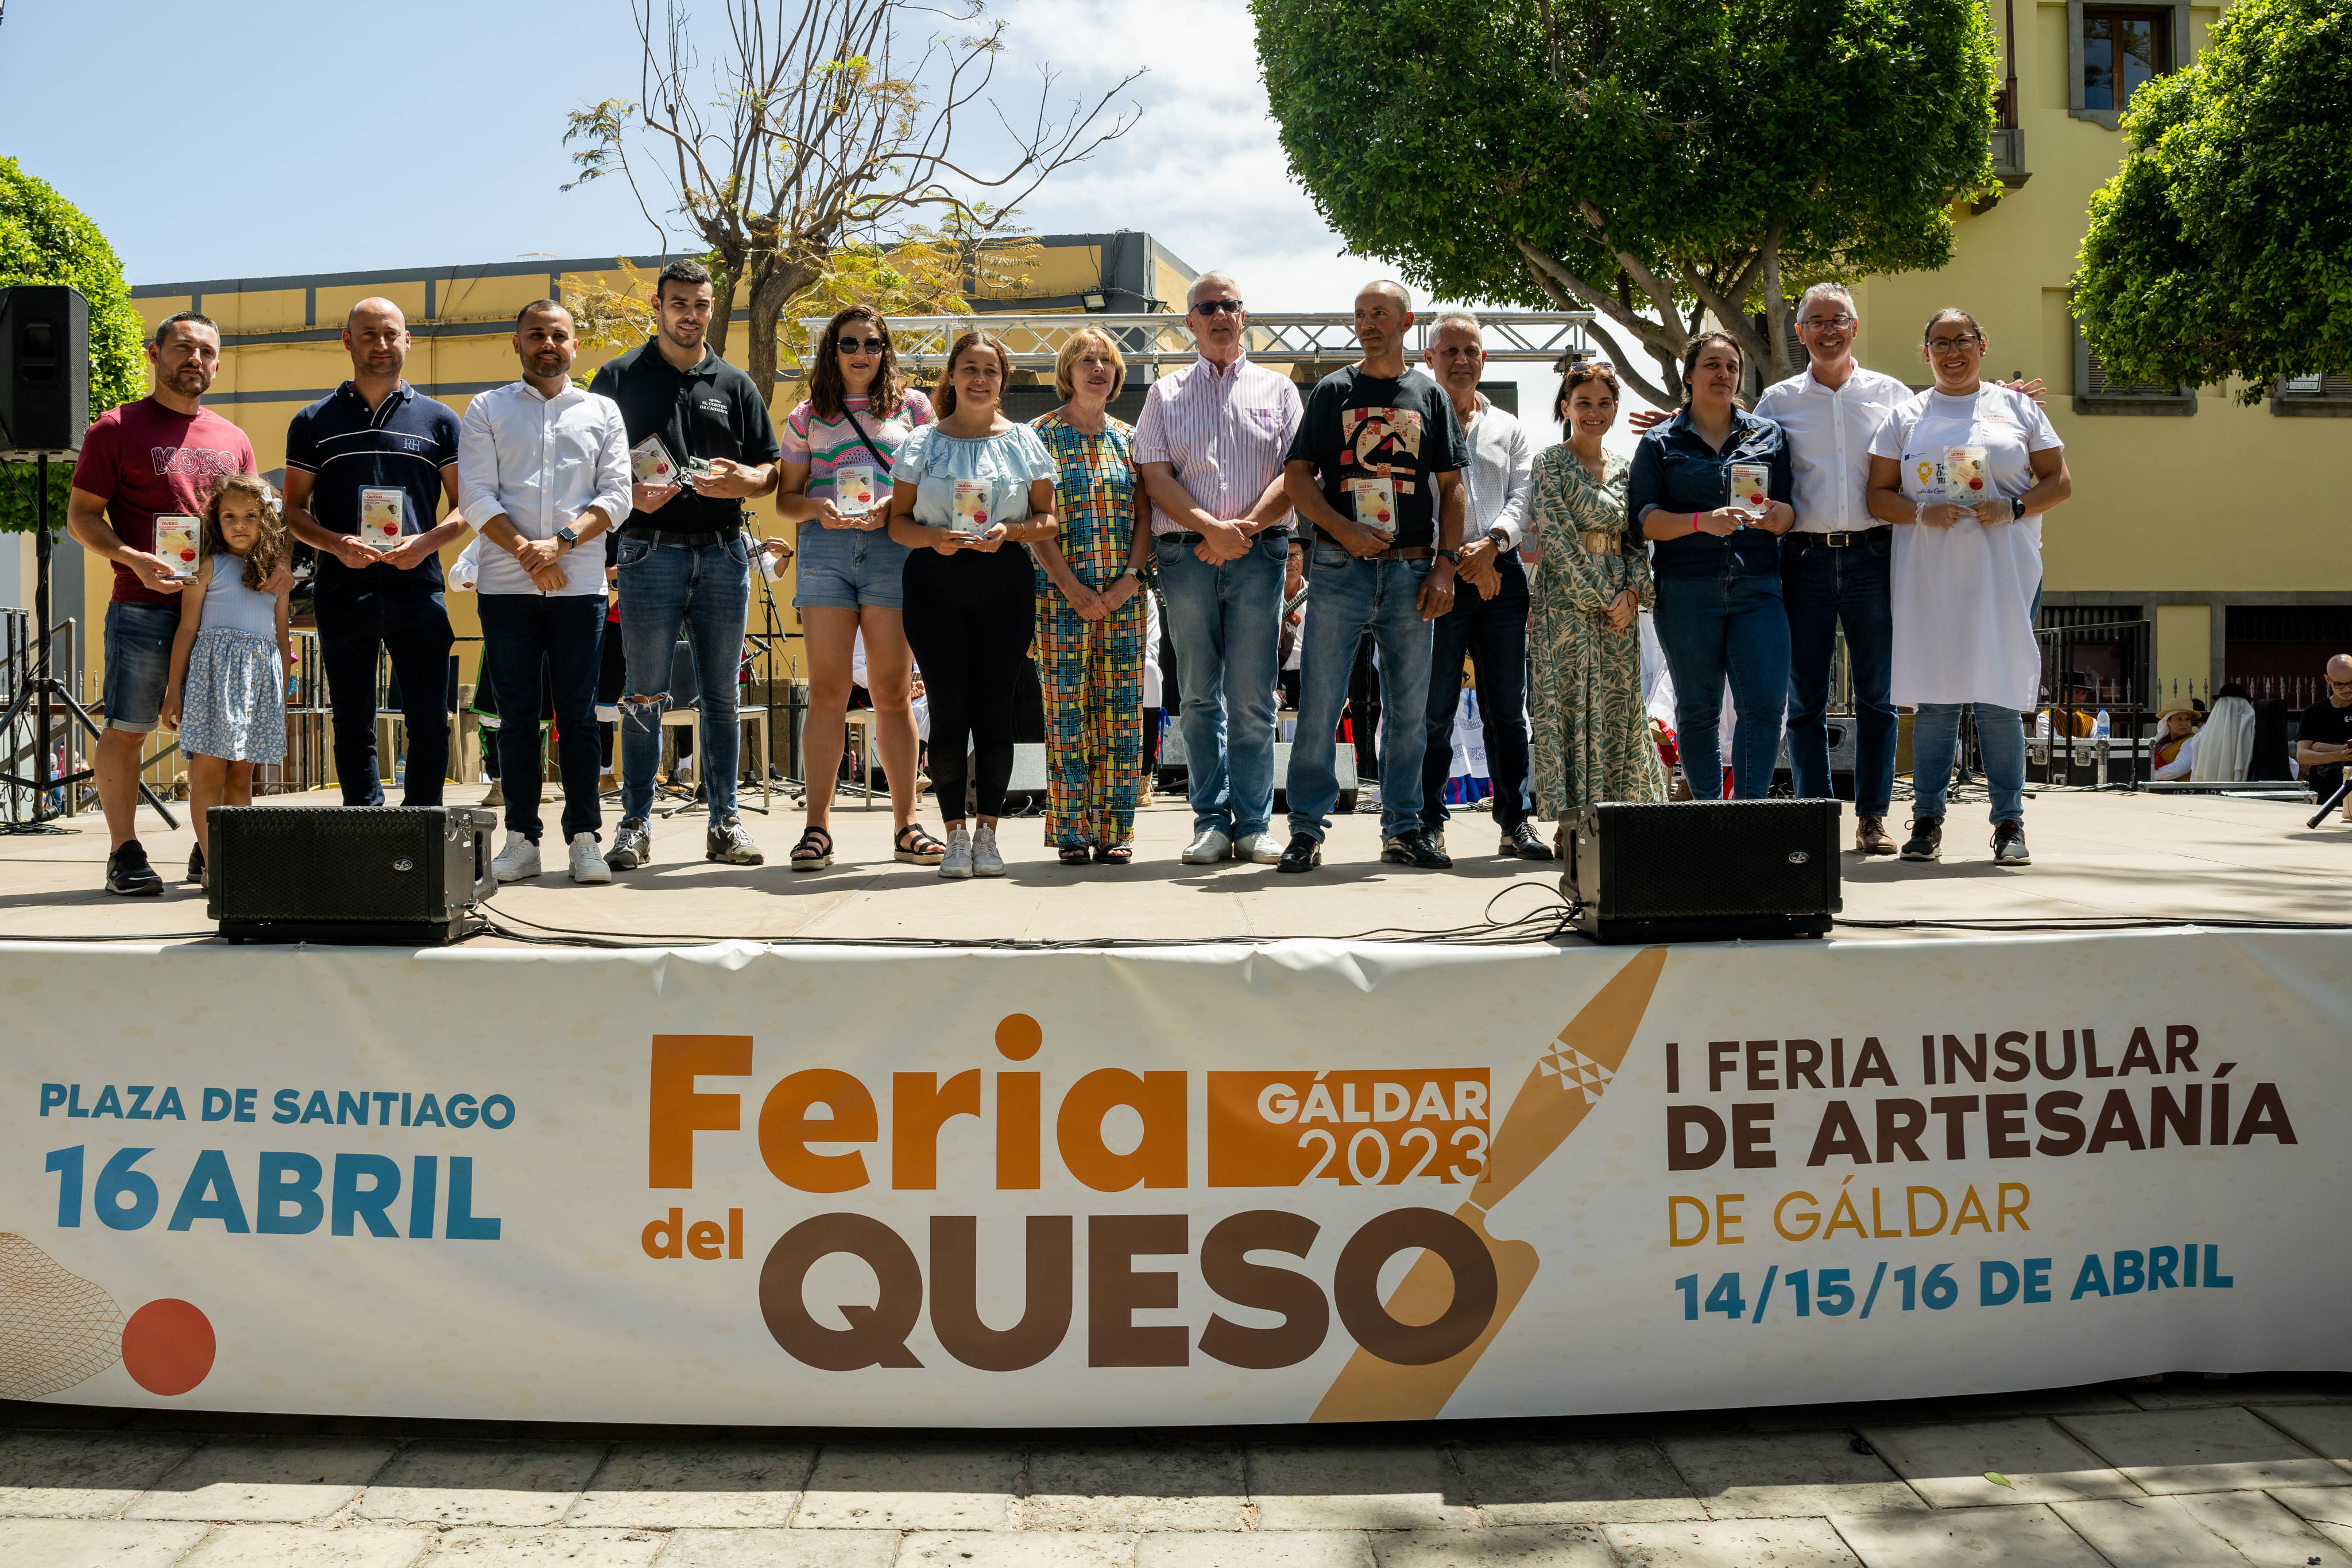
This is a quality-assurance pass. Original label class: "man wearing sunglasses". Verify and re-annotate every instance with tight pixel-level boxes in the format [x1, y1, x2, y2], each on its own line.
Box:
[2296, 655, 2352, 818]
[587, 258, 782, 872]
[1136, 273, 1305, 866]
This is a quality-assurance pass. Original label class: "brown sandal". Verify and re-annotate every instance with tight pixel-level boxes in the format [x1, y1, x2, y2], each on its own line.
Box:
[789, 825, 834, 870]
[893, 824, 946, 865]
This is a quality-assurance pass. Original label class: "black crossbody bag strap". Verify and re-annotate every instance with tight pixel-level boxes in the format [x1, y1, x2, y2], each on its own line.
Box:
[841, 407, 897, 473]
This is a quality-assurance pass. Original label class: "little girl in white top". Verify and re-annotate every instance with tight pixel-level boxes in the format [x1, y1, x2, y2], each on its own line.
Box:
[161, 475, 294, 886]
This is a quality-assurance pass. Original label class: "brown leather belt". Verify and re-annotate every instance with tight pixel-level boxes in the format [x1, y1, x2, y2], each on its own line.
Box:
[1370, 545, 1433, 562]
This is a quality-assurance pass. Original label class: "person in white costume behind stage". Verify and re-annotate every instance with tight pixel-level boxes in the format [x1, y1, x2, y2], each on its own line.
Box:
[1866, 305, 2072, 869]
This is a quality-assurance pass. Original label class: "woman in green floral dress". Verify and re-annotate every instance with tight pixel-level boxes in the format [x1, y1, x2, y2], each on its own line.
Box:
[1528, 362, 1668, 826]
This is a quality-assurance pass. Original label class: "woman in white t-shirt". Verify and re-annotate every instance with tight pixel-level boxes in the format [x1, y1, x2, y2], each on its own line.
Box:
[1866, 307, 2072, 867]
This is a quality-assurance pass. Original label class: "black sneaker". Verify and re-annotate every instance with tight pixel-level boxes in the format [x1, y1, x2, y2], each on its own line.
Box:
[1382, 830, 1453, 869]
[1504, 822, 1554, 861]
[1899, 817, 1944, 862]
[106, 840, 164, 896]
[185, 843, 206, 883]
[1991, 819, 2032, 866]
[1276, 832, 1322, 874]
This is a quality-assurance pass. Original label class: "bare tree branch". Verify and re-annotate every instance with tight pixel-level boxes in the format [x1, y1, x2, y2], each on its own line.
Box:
[564, 0, 1144, 401]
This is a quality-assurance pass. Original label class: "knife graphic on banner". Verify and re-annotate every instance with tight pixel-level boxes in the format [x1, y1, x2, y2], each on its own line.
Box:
[1312, 944, 1669, 1423]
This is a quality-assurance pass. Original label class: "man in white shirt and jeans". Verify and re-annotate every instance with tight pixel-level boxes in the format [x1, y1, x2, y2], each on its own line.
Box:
[1753, 285, 1913, 855]
[459, 300, 633, 884]
[1135, 273, 1304, 866]
[1416, 311, 1544, 860]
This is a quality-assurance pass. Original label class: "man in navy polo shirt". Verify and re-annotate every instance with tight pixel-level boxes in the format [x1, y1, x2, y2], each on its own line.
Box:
[284, 297, 467, 806]
[587, 258, 780, 870]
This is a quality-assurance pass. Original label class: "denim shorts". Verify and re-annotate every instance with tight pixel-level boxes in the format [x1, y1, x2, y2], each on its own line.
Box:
[793, 519, 911, 611]
[103, 599, 181, 734]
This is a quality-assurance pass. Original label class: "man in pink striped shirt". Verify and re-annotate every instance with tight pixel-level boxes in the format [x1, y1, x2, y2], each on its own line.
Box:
[1136, 272, 1304, 866]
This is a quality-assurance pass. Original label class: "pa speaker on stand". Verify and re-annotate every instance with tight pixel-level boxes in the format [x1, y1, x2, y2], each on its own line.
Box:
[1563, 799, 1842, 943]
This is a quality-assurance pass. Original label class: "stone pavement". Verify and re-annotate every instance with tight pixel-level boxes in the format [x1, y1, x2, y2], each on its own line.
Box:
[4, 1373, 2348, 1566]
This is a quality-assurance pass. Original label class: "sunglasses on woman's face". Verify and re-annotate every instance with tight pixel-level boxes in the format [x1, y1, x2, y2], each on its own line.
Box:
[837, 336, 888, 354]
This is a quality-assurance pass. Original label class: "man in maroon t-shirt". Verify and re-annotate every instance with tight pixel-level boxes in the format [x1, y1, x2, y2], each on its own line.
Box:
[66, 311, 259, 894]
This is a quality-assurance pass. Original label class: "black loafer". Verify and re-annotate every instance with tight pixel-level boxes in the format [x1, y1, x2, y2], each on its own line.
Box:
[106, 841, 164, 896]
[1382, 830, 1453, 869]
[1504, 822, 1554, 860]
[1276, 832, 1322, 874]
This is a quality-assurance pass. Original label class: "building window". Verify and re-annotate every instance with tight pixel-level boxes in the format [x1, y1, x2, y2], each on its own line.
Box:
[2273, 373, 2352, 418]
[2066, 0, 2189, 130]
[2083, 9, 2172, 111]
[2071, 316, 2195, 416]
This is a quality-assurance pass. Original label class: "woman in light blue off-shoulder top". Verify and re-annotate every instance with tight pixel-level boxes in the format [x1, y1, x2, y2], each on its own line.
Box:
[885, 330, 1061, 878]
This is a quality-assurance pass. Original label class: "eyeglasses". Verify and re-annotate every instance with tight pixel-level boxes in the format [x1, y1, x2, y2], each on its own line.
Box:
[836, 336, 888, 354]
[1190, 299, 1244, 317]
[1798, 313, 1855, 331]
[1927, 335, 1983, 353]
[2328, 678, 2352, 691]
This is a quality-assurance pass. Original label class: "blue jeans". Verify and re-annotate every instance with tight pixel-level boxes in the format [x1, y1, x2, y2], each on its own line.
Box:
[1420, 555, 1530, 833]
[478, 593, 605, 844]
[1653, 571, 1790, 800]
[1912, 702, 2026, 825]
[1289, 544, 1436, 841]
[1157, 533, 1286, 838]
[1781, 533, 1894, 816]
[616, 534, 750, 824]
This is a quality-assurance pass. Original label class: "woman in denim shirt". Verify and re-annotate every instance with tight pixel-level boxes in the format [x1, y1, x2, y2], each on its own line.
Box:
[1628, 332, 1795, 799]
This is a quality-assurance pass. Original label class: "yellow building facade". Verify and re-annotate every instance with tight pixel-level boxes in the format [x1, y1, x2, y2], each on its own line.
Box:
[1850, 0, 2351, 707]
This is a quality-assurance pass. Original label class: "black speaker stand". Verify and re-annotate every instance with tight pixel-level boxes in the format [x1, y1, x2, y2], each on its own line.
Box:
[1, 455, 179, 833]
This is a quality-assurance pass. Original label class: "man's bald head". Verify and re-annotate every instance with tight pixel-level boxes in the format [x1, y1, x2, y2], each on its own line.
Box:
[2327, 653, 2352, 683]
[343, 296, 412, 380]
[347, 296, 406, 331]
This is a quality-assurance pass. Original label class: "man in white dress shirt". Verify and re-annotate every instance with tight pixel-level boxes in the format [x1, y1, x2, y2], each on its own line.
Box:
[458, 300, 633, 884]
[1415, 312, 1544, 861]
[1134, 272, 1305, 866]
[1753, 284, 1914, 856]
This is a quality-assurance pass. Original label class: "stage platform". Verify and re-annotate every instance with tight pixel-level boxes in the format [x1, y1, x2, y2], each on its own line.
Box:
[0, 782, 2343, 944]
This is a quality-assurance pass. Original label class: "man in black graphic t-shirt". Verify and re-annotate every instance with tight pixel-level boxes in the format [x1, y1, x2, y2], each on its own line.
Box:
[1278, 280, 1468, 873]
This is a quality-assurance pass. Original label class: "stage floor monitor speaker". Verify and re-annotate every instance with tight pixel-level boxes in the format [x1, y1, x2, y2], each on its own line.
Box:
[1565, 799, 1841, 943]
[207, 806, 496, 944]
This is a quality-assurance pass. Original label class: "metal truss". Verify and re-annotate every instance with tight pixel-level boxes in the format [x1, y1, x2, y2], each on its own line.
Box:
[799, 312, 1596, 375]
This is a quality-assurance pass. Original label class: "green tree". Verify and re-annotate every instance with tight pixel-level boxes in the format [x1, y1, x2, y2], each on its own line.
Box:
[2073, 0, 2351, 402]
[1253, 0, 1999, 406]
[0, 158, 146, 534]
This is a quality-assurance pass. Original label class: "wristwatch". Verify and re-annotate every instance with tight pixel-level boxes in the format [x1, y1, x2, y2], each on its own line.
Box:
[2010, 497, 2028, 521]
[555, 525, 581, 550]
[1436, 548, 1462, 565]
[1486, 527, 1511, 549]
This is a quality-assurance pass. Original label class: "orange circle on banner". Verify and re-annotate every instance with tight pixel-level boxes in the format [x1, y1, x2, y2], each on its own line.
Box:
[995, 1013, 1043, 1060]
[121, 1299, 215, 1396]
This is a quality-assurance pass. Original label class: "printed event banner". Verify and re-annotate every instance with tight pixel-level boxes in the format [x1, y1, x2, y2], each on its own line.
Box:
[0, 931, 2343, 1426]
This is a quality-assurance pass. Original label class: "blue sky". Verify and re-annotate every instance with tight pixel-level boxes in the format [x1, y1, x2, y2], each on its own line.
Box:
[0, 0, 1618, 425]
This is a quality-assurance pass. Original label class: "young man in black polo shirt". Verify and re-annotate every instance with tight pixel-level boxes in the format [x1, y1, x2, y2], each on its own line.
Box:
[588, 259, 782, 868]
[284, 299, 467, 808]
[1279, 280, 1469, 873]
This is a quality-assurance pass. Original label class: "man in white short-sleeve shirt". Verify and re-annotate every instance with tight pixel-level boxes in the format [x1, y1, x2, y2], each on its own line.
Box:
[1753, 284, 1914, 855]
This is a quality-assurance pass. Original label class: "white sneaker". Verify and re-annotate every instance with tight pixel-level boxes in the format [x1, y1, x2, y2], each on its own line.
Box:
[939, 827, 974, 880]
[1181, 827, 1233, 865]
[491, 831, 540, 882]
[1234, 830, 1285, 865]
[568, 832, 612, 884]
[972, 825, 1004, 877]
